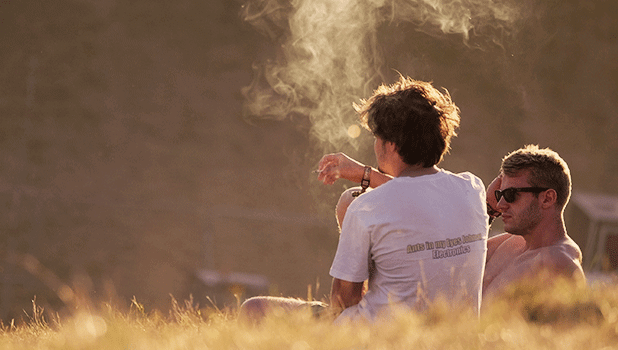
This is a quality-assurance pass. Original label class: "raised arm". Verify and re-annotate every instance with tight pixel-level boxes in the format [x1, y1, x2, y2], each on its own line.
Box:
[317, 152, 392, 187]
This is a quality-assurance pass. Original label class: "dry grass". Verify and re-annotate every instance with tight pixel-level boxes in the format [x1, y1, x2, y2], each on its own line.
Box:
[2, 275, 618, 350]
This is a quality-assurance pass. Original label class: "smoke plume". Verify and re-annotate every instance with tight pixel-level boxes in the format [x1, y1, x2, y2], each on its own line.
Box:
[241, 0, 521, 150]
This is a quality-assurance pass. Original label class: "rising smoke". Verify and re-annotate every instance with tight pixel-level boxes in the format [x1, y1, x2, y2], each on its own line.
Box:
[241, 0, 522, 150]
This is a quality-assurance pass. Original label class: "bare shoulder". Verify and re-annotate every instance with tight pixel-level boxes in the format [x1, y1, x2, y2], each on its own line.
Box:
[543, 237, 583, 263]
[537, 238, 584, 277]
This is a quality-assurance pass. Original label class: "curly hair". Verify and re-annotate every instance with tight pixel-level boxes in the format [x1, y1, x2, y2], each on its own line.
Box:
[354, 76, 460, 167]
[501, 145, 572, 210]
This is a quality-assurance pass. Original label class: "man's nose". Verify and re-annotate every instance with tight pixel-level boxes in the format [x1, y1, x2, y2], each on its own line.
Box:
[496, 196, 508, 210]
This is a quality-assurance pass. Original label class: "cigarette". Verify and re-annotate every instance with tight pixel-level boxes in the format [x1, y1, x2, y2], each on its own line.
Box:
[312, 169, 322, 173]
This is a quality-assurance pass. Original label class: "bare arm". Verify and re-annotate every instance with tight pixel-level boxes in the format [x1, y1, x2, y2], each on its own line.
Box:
[329, 278, 364, 314]
[317, 152, 392, 187]
[486, 233, 513, 264]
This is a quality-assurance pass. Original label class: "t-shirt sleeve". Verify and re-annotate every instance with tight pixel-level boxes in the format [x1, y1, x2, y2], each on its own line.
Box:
[329, 207, 371, 283]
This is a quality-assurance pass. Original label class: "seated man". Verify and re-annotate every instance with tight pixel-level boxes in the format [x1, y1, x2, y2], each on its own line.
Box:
[239, 76, 489, 323]
[482, 145, 585, 299]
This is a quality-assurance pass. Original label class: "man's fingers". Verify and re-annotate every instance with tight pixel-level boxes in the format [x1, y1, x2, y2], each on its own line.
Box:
[318, 166, 340, 184]
[318, 153, 340, 169]
[316, 153, 355, 185]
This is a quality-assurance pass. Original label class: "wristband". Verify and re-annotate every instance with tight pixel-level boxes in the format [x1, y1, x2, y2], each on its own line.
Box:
[352, 166, 372, 197]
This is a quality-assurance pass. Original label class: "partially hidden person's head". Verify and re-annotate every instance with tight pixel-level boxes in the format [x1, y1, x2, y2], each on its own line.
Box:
[354, 75, 460, 167]
[501, 145, 572, 211]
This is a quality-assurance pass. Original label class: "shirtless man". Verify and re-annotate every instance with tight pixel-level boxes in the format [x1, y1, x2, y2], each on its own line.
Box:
[482, 145, 585, 299]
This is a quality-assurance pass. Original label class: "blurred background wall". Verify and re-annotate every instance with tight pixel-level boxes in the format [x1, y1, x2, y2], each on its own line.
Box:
[1, 0, 617, 321]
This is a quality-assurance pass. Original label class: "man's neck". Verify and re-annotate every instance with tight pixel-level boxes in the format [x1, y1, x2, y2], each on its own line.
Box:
[395, 164, 439, 178]
[522, 215, 568, 250]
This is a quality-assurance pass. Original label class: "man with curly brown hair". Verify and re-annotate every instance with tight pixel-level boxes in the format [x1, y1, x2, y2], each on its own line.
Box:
[240, 76, 489, 323]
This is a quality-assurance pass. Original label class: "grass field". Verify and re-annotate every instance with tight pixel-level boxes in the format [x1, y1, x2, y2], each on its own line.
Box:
[2, 274, 617, 350]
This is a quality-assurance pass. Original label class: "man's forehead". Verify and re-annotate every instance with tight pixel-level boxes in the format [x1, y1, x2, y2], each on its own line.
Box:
[501, 171, 532, 188]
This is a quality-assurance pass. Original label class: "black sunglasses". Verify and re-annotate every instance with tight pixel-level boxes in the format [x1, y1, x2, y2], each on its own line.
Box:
[494, 187, 550, 203]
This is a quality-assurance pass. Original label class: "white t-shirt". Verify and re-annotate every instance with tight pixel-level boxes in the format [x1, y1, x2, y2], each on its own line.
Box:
[330, 170, 489, 322]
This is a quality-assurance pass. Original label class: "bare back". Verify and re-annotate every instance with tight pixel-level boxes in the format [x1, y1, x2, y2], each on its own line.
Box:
[482, 233, 584, 299]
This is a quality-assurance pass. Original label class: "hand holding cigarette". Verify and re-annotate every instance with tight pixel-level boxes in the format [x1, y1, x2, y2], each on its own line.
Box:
[314, 152, 366, 185]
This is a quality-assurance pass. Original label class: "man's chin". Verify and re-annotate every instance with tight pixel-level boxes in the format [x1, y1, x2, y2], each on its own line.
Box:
[502, 222, 517, 235]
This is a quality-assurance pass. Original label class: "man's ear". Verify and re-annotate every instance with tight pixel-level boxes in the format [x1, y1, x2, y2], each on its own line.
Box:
[385, 140, 398, 153]
[540, 189, 557, 209]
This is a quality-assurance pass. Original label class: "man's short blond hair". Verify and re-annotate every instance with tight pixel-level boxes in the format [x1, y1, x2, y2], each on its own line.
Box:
[501, 145, 571, 210]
